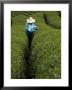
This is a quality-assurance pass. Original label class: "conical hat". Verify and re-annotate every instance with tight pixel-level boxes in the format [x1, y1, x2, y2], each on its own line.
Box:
[27, 17, 35, 23]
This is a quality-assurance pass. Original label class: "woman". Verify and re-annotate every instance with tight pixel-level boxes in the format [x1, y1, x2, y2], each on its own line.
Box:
[25, 17, 38, 48]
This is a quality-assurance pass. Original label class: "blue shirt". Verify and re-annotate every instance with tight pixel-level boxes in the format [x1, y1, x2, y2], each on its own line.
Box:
[26, 23, 37, 32]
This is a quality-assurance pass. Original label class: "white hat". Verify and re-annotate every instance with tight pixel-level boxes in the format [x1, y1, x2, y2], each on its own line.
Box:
[27, 17, 35, 23]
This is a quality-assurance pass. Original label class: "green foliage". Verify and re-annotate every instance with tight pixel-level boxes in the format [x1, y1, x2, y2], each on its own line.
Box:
[44, 11, 61, 29]
[11, 24, 27, 79]
[11, 11, 61, 79]
[30, 29, 61, 79]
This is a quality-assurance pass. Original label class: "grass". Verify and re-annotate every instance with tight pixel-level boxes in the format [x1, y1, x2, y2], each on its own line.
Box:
[44, 11, 61, 29]
[11, 11, 61, 79]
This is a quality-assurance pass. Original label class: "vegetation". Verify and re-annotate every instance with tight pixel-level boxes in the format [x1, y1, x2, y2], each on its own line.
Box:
[11, 11, 61, 79]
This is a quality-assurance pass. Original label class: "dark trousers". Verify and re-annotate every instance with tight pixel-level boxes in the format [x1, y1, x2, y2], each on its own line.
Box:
[26, 31, 34, 48]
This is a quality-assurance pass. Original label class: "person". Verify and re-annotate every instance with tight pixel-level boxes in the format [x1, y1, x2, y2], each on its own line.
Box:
[25, 17, 38, 48]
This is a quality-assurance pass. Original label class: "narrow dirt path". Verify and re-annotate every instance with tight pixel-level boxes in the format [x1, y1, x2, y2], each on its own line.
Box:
[24, 40, 33, 79]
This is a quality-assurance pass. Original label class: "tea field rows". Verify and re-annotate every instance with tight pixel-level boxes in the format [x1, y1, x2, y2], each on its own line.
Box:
[11, 11, 61, 79]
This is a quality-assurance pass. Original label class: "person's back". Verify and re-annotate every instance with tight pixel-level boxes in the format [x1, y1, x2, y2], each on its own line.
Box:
[26, 23, 37, 33]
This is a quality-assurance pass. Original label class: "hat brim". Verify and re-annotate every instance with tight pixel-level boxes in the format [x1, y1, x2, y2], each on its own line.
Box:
[27, 19, 35, 23]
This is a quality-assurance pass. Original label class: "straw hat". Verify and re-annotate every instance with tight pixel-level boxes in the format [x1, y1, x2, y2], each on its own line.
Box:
[27, 17, 35, 23]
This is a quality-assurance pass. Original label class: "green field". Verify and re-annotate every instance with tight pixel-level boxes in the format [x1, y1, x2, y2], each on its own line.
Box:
[11, 11, 61, 79]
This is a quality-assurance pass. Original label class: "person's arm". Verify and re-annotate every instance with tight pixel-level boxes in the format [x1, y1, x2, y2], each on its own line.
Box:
[34, 23, 39, 31]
